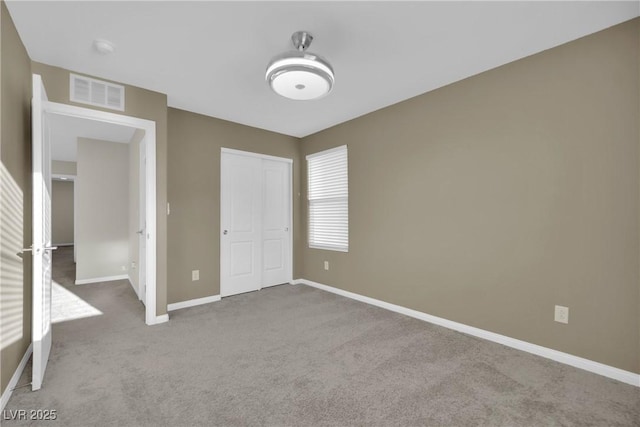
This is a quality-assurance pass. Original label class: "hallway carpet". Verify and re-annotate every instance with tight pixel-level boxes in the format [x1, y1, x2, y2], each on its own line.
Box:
[5, 249, 639, 425]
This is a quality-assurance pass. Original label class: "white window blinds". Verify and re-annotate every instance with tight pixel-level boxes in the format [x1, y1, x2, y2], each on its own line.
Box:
[307, 145, 348, 252]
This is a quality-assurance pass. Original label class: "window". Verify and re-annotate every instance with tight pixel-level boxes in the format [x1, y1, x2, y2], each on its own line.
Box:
[307, 145, 348, 252]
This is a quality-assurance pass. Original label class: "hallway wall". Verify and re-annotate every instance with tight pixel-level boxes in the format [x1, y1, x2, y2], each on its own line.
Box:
[76, 138, 129, 282]
[52, 180, 74, 245]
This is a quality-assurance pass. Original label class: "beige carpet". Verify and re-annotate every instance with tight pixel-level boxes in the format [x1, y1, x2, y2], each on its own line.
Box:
[4, 246, 639, 426]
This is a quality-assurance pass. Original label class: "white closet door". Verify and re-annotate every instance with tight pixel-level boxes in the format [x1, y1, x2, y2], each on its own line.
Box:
[262, 159, 291, 287]
[220, 153, 262, 297]
[221, 150, 292, 297]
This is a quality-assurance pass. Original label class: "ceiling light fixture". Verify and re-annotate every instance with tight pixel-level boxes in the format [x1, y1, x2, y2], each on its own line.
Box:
[94, 39, 115, 55]
[266, 31, 334, 101]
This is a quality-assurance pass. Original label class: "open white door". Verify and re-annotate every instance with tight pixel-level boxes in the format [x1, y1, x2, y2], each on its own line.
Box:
[31, 74, 55, 391]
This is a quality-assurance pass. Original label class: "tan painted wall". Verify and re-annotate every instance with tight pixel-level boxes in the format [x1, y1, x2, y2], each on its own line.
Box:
[300, 19, 640, 373]
[52, 180, 74, 245]
[76, 138, 129, 281]
[1, 3, 636, 387]
[32, 62, 168, 316]
[167, 108, 301, 304]
[52, 160, 76, 176]
[0, 0, 32, 396]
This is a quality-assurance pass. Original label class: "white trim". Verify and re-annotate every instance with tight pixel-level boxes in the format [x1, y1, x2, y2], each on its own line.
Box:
[305, 144, 347, 160]
[221, 147, 293, 164]
[298, 279, 640, 387]
[1, 344, 33, 411]
[147, 314, 169, 325]
[138, 137, 147, 306]
[42, 100, 151, 129]
[75, 274, 128, 285]
[288, 162, 294, 284]
[143, 126, 157, 326]
[52, 173, 75, 182]
[41, 99, 158, 327]
[309, 244, 349, 253]
[167, 295, 221, 312]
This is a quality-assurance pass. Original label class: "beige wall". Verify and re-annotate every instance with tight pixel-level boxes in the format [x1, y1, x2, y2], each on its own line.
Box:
[167, 108, 301, 304]
[32, 62, 169, 316]
[0, 0, 32, 396]
[300, 19, 640, 373]
[52, 160, 77, 176]
[0, 3, 636, 394]
[52, 180, 74, 245]
[76, 138, 129, 281]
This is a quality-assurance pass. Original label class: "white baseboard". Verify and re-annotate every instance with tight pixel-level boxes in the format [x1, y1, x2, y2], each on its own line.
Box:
[75, 274, 128, 285]
[146, 314, 169, 326]
[297, 278, 640, 387]
[167, 295, 221, 312]
[1, 343, 33, 411]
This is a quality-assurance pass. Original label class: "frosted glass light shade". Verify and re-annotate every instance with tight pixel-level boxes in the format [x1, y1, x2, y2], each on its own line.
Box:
[266, 52, 334, 101]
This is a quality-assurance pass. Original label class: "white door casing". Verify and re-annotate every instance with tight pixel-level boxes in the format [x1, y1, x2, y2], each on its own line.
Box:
[220, 149, 292, 298]
[32, 74, 54, 391]
[33, 77, 161, 326]
[138, 140, 146, 304]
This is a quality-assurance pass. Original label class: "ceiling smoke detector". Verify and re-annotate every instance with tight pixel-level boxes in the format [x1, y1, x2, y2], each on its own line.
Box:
[265, 31, 334, 101]
[93, 39, 115, 54]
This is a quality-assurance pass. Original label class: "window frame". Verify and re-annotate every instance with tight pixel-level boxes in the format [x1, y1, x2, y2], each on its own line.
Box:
[306, 145, 349, 252]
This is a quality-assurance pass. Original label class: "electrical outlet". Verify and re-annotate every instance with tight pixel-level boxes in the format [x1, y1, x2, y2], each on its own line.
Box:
[192, 270, 200, 281]
[131, 262, 137, 270]
[121, 265, 127, 271]
[554, 305, 569, 324]
[324, 261, 329, 271]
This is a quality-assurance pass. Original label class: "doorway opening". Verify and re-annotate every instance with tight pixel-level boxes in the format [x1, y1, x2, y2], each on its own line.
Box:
[43, 98, 158, 325]
[48, 114, 149, 320]
[31, 73, 160, 391]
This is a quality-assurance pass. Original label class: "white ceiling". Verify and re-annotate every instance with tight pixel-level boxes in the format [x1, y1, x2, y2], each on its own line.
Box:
[7, 1, 639, 138]
[50, 114, 137, 162]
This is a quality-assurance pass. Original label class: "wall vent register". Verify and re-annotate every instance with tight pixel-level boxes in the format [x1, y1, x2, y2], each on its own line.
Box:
[70, 74, 125, 111]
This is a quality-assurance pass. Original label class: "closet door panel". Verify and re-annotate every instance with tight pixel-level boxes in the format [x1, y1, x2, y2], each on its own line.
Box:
[262, 159, 291, 287]
[221, 153, 262, 296]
